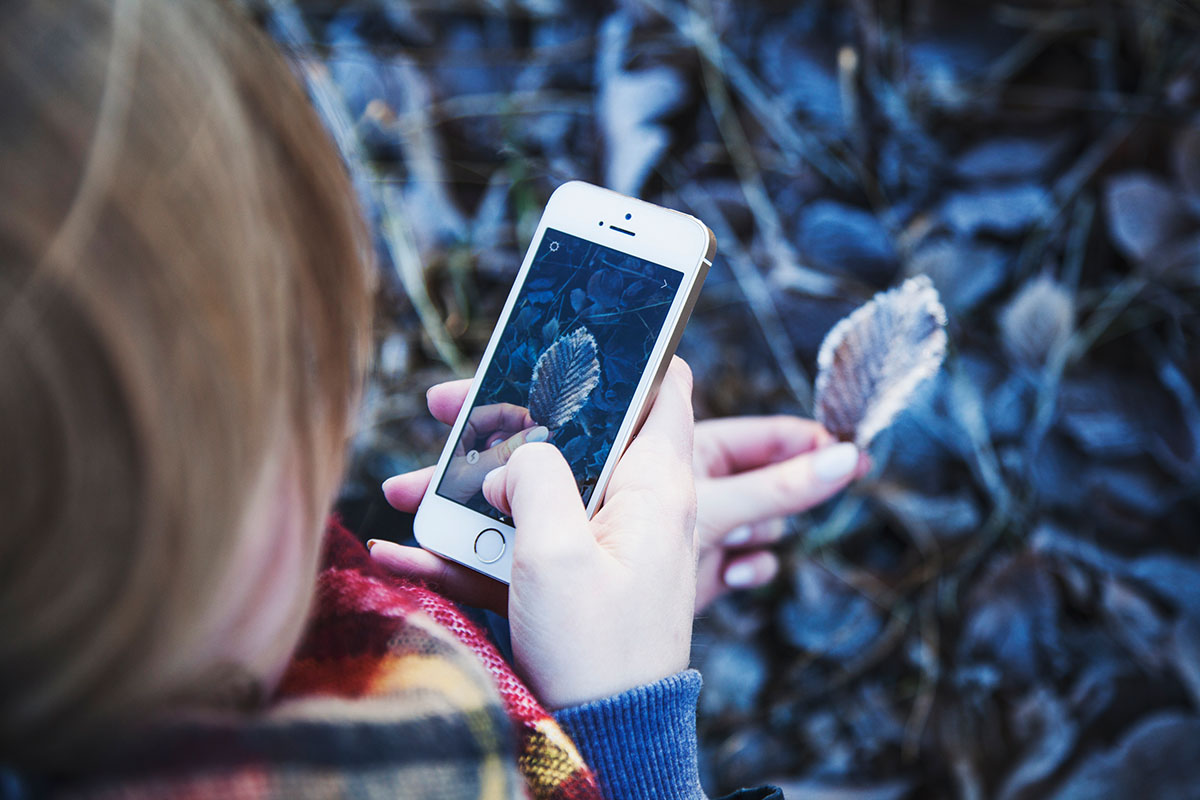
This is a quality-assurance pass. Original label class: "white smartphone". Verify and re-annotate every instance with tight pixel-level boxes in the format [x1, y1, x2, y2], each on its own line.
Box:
[413, 181, 715, 583]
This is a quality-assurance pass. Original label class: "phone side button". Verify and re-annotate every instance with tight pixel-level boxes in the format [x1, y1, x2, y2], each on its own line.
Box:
[474, 528, 506, 564]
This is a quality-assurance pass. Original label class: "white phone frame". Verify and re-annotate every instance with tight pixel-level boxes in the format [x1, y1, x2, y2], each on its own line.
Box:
[413, 181, 715, 584]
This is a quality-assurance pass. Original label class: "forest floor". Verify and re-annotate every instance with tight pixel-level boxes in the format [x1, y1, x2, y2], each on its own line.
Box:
[268, 1, 1200, 796]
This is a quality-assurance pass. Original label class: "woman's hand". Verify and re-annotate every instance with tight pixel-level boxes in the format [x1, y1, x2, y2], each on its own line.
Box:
[371, 376, 870, 625]
[373, 359, 698, 708]
[439, 402, 545, 502]
[691, 417, 868, 608]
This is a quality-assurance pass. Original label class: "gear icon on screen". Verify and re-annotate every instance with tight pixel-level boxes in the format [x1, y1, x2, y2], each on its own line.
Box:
[549, 241, 559, 252]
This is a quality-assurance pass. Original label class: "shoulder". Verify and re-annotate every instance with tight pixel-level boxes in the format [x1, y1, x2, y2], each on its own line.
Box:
[43, 523, 523, 799]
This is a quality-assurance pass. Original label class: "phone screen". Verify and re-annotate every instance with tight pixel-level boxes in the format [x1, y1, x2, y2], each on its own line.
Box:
[436, 227, 684, 523]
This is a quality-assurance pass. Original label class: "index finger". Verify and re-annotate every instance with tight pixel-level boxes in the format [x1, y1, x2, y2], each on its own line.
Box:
[426, 379, 473, 425]
[694, 416, 835, 477]
[464, 403, 535, 441]
[623, 357, 695, 465]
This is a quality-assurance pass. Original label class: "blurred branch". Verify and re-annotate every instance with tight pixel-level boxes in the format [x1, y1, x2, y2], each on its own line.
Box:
[386, 91, 592, 133]
[266, 0, 470, 373]
[638, 0, 860, 188]
[673, 175, 817, 412]
[903, 588, 940, 760]
[685, 0, 841, 303]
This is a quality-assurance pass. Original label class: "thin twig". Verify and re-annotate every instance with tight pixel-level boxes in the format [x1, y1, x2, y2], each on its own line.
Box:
[903, 587, 940, 760]
[638, 0, 860, 188]
[673, 176, 818, 412]
[266, 0, 470, 373]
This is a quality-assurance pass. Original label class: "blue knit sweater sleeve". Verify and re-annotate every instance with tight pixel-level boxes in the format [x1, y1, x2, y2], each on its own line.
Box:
[552, 670, 783, 800]
[553, 669, 707, 799]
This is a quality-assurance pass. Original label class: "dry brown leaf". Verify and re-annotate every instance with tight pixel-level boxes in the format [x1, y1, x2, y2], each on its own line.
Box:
[814, 275, 948, 447]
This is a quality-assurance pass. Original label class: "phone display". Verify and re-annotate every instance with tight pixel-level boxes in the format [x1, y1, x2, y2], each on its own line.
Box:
[436, 228, 683, 522]
[414, 181, 713, 583]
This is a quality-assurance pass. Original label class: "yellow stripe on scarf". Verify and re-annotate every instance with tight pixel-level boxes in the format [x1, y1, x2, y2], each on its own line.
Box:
[372, 653, 511, 799]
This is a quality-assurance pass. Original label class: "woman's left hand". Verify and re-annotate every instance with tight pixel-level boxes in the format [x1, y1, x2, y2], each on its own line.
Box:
[370, 379, 868, 613]
[690, 416, 869, 608]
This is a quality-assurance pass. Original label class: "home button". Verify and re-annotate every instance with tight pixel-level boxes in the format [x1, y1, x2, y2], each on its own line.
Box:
[474, 528, 506, 564]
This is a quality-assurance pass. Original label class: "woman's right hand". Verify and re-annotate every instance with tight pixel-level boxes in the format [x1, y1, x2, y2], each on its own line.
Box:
[373, 358, 700, 709]
[439, 402, 547, 503]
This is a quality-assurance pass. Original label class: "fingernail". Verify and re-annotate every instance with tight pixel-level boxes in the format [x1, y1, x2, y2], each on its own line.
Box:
[526, 425, 549, 443]
[381, 475, 401, 494]
[723, 525, 753, 546]
[812, 442, 860, 483]
[724, 562, 759, 589]
[366, 539, 378, 552]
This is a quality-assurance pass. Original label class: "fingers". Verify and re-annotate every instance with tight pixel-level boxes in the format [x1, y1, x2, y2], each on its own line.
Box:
[604, 359, 700, 534]
[625, 356, 695, 465]
[428, 383, 534, 440]
[722, 550, 780, 590]
[697, 441, 868, 535]
[482, 442, 591, 556]
[382, 466, 436, 512]
[476, 425, 549, 474]
[426, 379, 472, 424]
[464, 403, 536, 443]
[367, 539, 508, 614]
[386, 418, 549, 511]
[695, 519, 783, 610]
[694, 416, 835, 477]
[721, 517, 786, 548]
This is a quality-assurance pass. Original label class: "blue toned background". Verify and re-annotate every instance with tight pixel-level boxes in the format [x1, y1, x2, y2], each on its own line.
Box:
[269, 3, 1200, 797]
[447, 228, 682, 520]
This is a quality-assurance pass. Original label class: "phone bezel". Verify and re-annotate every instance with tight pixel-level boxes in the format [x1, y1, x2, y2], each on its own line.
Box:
[412, 181, 714, 584]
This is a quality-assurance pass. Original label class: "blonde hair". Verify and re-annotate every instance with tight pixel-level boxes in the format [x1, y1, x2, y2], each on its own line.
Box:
[0, 0, 373, 766]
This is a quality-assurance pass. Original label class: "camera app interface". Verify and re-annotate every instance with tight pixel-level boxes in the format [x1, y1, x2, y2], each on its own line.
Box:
[437, 227, 684, 524]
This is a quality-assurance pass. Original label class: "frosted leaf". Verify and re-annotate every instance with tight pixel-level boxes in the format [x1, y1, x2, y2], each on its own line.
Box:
[528, 327, 601, 430]
[942, 184, 1052, 236]
[999, 275, 1074, 368]
[1103, 172, 1189, 262]
[814, 276, 948, 448]
[598, 14, 688, 196]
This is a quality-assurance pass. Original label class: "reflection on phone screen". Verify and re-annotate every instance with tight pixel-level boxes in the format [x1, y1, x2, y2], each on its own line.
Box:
[436, 228, 684, 523]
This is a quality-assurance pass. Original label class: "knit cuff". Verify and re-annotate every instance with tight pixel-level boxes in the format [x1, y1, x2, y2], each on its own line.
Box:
[553, 670, 704, 800]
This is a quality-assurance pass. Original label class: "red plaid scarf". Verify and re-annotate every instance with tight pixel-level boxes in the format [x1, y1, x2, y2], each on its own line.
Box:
[279, 520, 603, 800]
[46, 521, 602, 799]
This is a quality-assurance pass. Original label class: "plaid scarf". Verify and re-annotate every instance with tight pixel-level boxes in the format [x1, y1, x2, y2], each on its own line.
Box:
[280, 520, 603, 800]
[45, 521, 602, 799]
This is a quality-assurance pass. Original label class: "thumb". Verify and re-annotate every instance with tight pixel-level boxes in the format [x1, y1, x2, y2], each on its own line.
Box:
[476, 425, 550, 473]
[482, 442, 592, 558]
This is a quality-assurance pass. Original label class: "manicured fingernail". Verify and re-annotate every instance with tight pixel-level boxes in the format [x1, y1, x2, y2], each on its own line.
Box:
[366, 539, 378, 551]
[526, 425, 549, 443]
[724, 562, 759, 588]
[724, 525, 753, 546]
[812, 442, 860, 483]
[381, 476, 402, 494]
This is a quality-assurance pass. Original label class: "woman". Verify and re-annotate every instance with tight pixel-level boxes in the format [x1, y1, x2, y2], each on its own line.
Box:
[0, 1, 865, 797]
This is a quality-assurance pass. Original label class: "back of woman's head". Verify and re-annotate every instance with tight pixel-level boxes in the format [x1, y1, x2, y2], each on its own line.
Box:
[0, 0, 373, 767]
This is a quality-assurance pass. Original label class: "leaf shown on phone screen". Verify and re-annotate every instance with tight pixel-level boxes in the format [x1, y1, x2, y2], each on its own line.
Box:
[529, 327, 601, 430]
[814, 275, 948, 447]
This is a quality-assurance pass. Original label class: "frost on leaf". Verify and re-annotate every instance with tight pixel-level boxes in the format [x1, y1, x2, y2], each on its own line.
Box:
[814, 275, 949, 447]
[528, 327, 601, 430]
[999, 275, 1074, 368]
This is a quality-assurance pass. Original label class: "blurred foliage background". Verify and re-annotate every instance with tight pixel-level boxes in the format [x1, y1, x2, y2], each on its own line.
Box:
[259, 1, 1200, 796]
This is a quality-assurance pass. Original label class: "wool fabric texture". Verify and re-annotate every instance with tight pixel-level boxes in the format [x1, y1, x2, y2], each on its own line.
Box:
[280, 520, 603, 800]
[36, 521, 601, 800]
